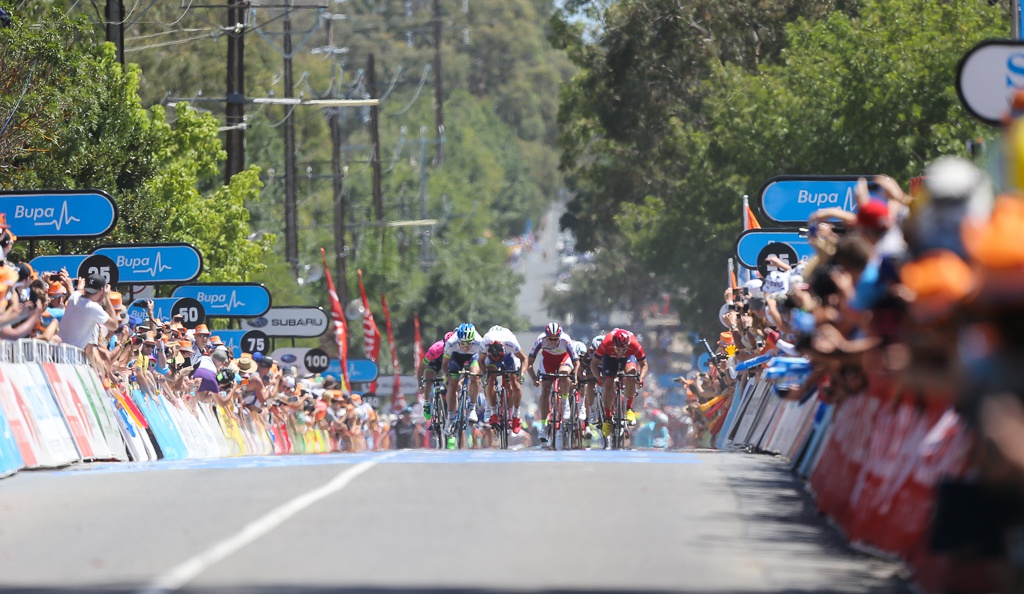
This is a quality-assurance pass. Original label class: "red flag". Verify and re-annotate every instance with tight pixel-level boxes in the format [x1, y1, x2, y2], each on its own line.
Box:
[356, 269, 382, 392]
[381, 295, 403, 411]
[413, 312, 423, 378]
[320, 248, 349, 388]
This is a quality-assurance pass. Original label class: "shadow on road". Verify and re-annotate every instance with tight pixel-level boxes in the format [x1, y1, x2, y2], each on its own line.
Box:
[0, 587, 910, 594]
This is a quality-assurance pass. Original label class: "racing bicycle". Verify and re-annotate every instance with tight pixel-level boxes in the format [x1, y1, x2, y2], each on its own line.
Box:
[447, 369, 481, 449]
[490, 369, 518, 450]
[607, 371, 640, 450]
[427, 378, 447, 450]
[539, 372, 572, 450]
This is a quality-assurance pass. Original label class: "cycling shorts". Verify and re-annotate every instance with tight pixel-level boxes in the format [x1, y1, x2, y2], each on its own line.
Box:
[539, 355, 573, 377]
[485, 353, 519, 372]
[424, 356, 443, 373]
[599, 354, 638, 378]
[447, 353, 480, 376]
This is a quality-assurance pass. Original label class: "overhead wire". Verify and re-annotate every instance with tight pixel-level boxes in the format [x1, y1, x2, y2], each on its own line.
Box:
[388, 63, 430, 116]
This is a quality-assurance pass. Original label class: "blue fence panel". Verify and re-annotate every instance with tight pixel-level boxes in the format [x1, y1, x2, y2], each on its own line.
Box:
[0, 405, 24, 477]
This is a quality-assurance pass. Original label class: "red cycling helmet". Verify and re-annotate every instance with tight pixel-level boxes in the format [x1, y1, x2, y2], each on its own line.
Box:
[611, 329, 631, 349]
[544, 322, 562, 338]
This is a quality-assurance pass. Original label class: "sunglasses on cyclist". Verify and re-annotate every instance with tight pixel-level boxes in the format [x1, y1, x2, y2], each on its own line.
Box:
[458, 340, 474, 347]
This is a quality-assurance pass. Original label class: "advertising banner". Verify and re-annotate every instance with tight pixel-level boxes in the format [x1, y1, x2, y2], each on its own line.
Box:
[126, 298, 179, 325]
[756, 175, 863, 226]
[0, 364, 79, 467]
[93, 243, 202, 285]
[734, 229, 813, 272]
[0, 405, 23, 477]
[172, 283, 272, 318]
[241, 306, 329, 337]
[0, 190, 117, 238]
[957, 40, 1024, 125]
[30, 255, 87, 277]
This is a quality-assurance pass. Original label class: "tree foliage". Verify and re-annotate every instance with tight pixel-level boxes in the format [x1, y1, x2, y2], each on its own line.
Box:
[551, 0, 1006, 327]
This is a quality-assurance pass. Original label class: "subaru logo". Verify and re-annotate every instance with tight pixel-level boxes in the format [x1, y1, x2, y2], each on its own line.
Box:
[280, 354, 297, 363]
[248, 317, 269, 328]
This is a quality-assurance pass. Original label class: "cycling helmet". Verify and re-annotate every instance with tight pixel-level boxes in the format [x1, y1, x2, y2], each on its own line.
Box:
[488, 325, 506, 334]
[444, 331, 455, 342]
[456, 323, 477, 342]
[544, 322, 562, 338]
[487, 341, 505, 358]
[612, 329, 631, 348]
[591, 335, 604, 350]
[571, 340, 587, 358]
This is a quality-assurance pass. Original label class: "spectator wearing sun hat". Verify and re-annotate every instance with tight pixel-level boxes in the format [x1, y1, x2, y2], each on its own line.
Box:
[190, 323, 211, 368]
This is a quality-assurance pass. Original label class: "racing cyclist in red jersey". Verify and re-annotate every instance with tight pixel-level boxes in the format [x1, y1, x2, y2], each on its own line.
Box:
[590, 328, 649, 438]
[526, 322, 579, 442]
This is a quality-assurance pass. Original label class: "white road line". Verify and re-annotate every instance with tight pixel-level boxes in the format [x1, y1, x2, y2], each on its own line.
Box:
[135, 453, 396, 594]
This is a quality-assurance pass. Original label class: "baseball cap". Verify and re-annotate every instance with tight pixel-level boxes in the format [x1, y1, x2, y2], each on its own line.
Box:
[84, 272, 106, 295]
[855, 200, 891, 231]
[211, 348, 231, 364]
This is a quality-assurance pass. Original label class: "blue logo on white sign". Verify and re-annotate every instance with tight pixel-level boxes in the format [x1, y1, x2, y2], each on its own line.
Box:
[172, 283, 271, 318]
[757, 176, 865, 226]
[734, 230, 813, 270]
[0, 190, 117, 238]
[93, 244, 202, 284]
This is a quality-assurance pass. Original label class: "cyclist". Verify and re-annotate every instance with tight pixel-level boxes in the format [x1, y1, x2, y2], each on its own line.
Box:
[590, 328, 649, 438]
[480, 325, 528, 434]
[526, 322, 579, 441]
[573, 338, 600, 426]
[417, 330, 454, 419]
[441, 323, 486, 436]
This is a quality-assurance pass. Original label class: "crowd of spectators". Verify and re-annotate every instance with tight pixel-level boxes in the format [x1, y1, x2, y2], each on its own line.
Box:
[706, 149, 1024, 588]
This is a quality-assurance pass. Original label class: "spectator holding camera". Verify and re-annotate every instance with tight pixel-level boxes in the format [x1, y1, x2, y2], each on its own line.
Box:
[57, 272, 119, 349]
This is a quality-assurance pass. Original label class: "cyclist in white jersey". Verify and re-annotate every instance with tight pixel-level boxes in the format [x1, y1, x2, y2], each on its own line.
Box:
[526, 322, 579, 440]
[479, 325, 528, 433]
[441, 323, 486, 434]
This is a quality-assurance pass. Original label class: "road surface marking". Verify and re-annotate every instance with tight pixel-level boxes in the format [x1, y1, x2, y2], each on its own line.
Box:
[135, 453, 395, 594]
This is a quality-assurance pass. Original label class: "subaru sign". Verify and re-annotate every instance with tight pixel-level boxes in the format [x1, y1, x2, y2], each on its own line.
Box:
[734, 230, 813, 271]
[172, 283, 272, 318]
[126, 298, 179, 325]
[757, 175, 865, 226]
[240, 306, 329, 338]
[0, 190, 117, 239]
[957, 40, 1024, 126]
[29, 255, 87, 276]
[93, 243, 202, 285]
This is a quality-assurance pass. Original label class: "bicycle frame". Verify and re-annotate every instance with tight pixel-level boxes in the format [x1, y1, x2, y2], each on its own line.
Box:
[429, 379, 447, 450]
[490, 370, 516, 450]
[451, 369, 480, 449]
[540, 372, 572, 450]
[609, 371, 639, 450]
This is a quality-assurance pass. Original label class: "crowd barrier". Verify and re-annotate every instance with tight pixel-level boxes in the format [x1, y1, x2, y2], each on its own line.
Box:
[716, 366, 993, 593]
[0, 340, 338, 481]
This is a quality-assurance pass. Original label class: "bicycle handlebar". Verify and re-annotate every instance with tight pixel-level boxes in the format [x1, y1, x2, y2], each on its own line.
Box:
[539, 372, 572, 378]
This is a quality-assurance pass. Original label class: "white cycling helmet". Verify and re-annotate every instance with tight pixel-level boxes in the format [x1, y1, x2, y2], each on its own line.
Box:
[591, 335, 605, 350]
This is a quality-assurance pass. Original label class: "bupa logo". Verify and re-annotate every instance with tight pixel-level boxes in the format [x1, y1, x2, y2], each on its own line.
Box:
[248, 317, 269, 328]
[796, 187, 856, 210]
[196, 290, 246, 312]
[15, 203, 80, 231]
[115, 253, 172, 277]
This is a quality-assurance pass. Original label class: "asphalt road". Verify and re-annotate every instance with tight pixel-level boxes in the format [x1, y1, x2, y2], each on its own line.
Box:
[0, 450, 909, 594]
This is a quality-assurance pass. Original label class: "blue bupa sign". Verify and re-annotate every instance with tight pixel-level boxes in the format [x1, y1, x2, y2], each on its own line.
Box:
[126, 298, 178, 325]
[323, 358, 378, 383]
[172, 283, 271, 318]
[211, 330, 248, 358]
[29, 255, 87, 276]
[735, 230, 814, 271]
[0, 190, 118, 239]
[93, 243, 202, 285]
[757, 176, 865, 226]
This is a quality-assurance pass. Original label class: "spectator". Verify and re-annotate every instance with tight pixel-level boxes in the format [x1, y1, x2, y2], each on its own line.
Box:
[56, 272, 118, 349]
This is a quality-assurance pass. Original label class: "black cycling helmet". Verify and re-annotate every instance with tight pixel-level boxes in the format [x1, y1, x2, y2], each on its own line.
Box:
[487, 341, 505, 359]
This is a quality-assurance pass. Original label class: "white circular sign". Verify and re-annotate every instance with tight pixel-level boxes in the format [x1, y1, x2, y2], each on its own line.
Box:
[957, 40, 1024, 126]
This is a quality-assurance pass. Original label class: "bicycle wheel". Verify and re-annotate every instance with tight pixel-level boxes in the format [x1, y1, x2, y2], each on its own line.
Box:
[611, 384, 624, 450]
[547, 383, 560, 449]
[498, 382, 509, 450]
[569, 391, 583, 450]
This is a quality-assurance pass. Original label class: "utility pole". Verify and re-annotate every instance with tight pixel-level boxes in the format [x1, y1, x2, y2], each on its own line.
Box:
[224, 0, 246, 184]
[368, 53, 384, 227]
[283, 0, 299, 274]
[432, 0, 445, 165]
[330, 110, 348, 306]
[105, 0, 125, 64]
[419, 127, 431, 267]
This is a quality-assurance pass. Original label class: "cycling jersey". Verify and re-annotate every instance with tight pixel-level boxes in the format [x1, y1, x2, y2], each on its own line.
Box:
[483, 326, 522, 355]
[530, 331, 577, 375]
[594, 330, 647, 362]
[485, 352, 520, 372]
[444, 334, 486, 372]
[422, 340, 445, 372]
